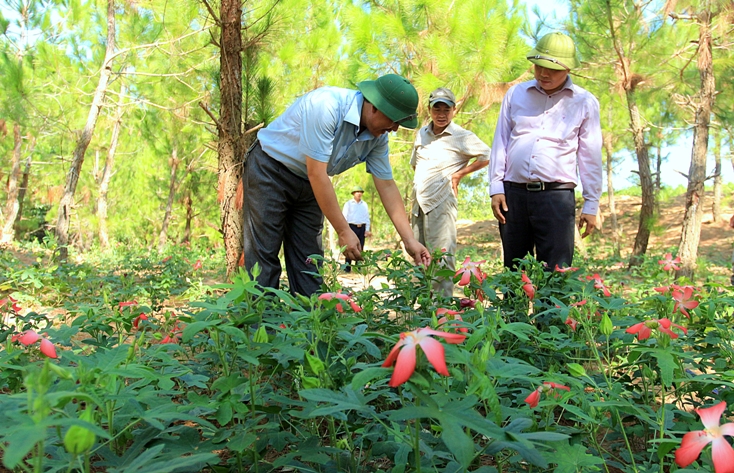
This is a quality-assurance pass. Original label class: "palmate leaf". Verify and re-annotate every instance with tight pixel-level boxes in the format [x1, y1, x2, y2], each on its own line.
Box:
[388, 396, 562, 468]
[299, 387, 380, 418]
[547, 441, 604, 473]
[2, 421, 49, 468]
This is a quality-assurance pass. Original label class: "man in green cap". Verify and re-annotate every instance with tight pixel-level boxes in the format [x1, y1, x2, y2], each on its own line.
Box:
[489, 32, 603, 270]
[341, 186, 371, 273]
[242, 74, 431, 295]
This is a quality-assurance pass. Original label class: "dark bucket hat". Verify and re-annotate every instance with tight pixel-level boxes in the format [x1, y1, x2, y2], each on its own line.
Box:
[357, 74, 419, 129]
[527, 32, 580, 71]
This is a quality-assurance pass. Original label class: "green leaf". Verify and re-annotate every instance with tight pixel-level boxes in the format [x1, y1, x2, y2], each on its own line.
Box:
[651, 349, 675, 387]
[548, 441, 604, 473]
[2, 422, 48, 468]
[439, 418, 474, 469]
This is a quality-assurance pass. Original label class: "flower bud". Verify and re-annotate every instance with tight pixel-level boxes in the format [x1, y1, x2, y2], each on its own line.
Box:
[64, 407, 96, 454]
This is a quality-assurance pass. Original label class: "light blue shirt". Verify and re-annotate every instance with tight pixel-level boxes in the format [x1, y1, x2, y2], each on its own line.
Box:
[257, 87, 392, 180]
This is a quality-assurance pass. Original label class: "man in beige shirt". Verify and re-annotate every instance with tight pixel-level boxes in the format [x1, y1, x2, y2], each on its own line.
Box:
[411, 87, 491, 297]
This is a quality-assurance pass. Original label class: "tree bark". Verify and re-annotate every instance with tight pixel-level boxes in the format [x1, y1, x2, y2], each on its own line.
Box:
[677, 10, 714, 279]
[158, 149, 180, 250]
[604, 130, 620, 257]
[97, 89, 124, 249]
[1, 123, 23, 244]
[14, 152, 33, 240]
[181, 192, 193, 246]
[55, 0, 116, 261]
[712, 129, 721, 222]
[218, 0, 245, 277]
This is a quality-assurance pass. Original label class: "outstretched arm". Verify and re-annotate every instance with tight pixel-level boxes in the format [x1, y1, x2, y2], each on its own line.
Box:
[372, 176, 431, 267]
[307, 158, 363, 262]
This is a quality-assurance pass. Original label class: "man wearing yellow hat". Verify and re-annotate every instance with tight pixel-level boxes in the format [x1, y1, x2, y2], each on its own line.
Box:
[489, 32, 603, 270]
[242, 74, 431, 295]
[341, 186, 371, 272]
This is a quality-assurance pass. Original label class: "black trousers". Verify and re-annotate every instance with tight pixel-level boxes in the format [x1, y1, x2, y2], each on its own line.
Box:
[345, 224, 366, 266]
[242, 142, 323, 296]
[498, 182, 575, 270]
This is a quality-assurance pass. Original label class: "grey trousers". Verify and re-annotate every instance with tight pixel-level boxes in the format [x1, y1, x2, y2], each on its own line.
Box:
[242, 142, 323, 296]
[412, 194, 458, 298]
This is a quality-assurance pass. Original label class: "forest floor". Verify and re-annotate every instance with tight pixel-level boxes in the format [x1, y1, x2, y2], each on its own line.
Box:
[338, 192, 734, 289]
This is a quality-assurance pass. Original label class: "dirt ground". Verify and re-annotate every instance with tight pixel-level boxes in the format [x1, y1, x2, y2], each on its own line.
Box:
[452, 193, 734, 263]
[339, 192, 734, 287]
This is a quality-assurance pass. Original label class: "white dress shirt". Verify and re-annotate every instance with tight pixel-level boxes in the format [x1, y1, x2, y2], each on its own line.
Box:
[489, 77, 603, 215]
[342, 199, 370, 231]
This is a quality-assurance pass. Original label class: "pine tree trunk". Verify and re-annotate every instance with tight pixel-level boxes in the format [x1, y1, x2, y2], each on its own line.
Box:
[604, 132, 620, 257]
[97, 89, 124, 249]
[677, 11, 714, 280]
[712, 129, 721, 222]
[218, 0, 245, 278]
[627, 93, 654, 267]
[55, 0, 116, 261]
[603, 1, 654, 267]
[14, 153, 33, 240]
[181, 193, 193, 246]
[1, 123, 23, 244]
[158, 149, 180, 250]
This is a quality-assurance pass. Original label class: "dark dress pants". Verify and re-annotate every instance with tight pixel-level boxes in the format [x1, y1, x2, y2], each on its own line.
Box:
[498, 183, 575, 270]
[345, 223, 366, 267]
[242, 143, 323, 296]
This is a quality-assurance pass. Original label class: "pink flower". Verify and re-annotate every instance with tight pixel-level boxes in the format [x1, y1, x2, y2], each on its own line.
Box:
[12, 330, 58, 359]
[659, 253, 681, 271]
[672, 286, 699, 318]
[626, 318, 687, 341]
[437, 308, 468, 334]
[382, 327, 466, 387]
[0, 296, 21, 313]
[654, 286, 670, 294]
[675, 401, 734, 473]
[586, 274, 611, 297]
[565, 317, 578, 331]
[132, 313, 149, 329]
[193, 259, 202, 271]
[17, 330, 41, 346]
[459, 298, 476, 309]
[318, 292, 362, 313]
[118, 300, 138, 311]
[571, 300, 587, 307]
[454, 257, 486, 287]
[521, 272, 535, 300]
[524, 382, 571, 408]
[39, 338, 58, 358]
[554, 265, 579, 273]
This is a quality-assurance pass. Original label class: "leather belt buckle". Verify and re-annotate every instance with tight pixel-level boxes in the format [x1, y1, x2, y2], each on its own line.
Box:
[526, 182, 544, 191]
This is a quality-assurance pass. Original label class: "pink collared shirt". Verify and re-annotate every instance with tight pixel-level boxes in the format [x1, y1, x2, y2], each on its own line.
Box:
[488, 77, 603, 215]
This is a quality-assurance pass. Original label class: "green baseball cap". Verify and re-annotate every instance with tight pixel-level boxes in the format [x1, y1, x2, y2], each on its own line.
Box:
[351, 186, 365, 194]
[527, 32, 580, 71]
[357, 74, 419, 129]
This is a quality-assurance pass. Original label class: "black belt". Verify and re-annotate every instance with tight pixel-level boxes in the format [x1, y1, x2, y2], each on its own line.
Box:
[350, 223, 365, 228]
[505, 181, 576, 191]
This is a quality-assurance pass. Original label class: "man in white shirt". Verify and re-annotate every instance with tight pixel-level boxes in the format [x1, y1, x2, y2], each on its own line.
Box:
[489, 33, 602, 270]
[411, 88, 491, 297]
[341, 186, 371, 272]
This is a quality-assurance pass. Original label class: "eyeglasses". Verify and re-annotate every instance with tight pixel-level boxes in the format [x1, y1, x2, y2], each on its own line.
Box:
[392, 112, 417, 126]
[528, 55, 570, 71]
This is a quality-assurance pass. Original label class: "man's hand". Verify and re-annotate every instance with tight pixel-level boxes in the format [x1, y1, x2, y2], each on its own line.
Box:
[491, 194, 508, 225]
[365, 231, 372, 238]
[451, 174, 461, 197]
[729, 214, 734, 229]
[338, 229, 363, 262]
[578, 213, 597, 238]
[404, 239, 432, 267]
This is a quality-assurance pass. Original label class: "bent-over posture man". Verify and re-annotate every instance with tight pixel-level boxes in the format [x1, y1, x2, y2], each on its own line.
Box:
[242, 74, 431, 295]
